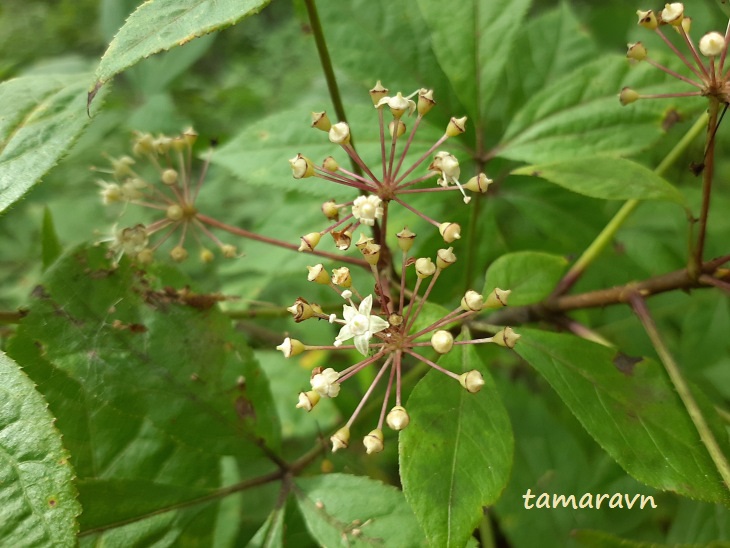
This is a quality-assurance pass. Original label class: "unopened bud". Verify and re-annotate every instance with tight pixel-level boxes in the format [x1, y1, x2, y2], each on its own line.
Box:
[493, 327, 521, 348]
[459, 370, 485, 393]
[439, 222, 461, 243]
[311, 111, 332, 132]
[166, 204, 184, 221]
[389, 119, 406, 138]
[288, 297, 315, 322]
[221, 244, 237, 258]
[626, 42, 647, 62]
[369, 81, 389, 105]
[619, 87, 640, 106]
[322, 156, 339, 172]
[299, 232, 321, 252]
[182, 127, 198, 147]
[461, 290, 484, 311]
[660, 3, 683, 26]
[636, 10, 658, 30]
[445, 116, 467, 137]
[331, 426, 350, 452]
[700, 32, 725, 57]
[200, 248, 214, 263]
[464, 173, 492, 193]
[680, 16, 691, 34]
[396, 227, 416, 252]
[415, 257, 436, 278]
[483, 288, 511, 309]
[329, 122, 351, 145]
[386, 406, 410, 431]
[289, 153, 315, 179]
[170, 245, 188, 262]
[276, 337, 306, 358]
[431, 330, 454, 354]
[296, 390, 320, 412]
[137, 248, 154, 265]
[417, 89, 436, 116]
[388, 313, 403, 326]
[436, 247, 456, 269]
[363, 429, 384, 454]
[322, 200, 339, 220]
[161, 168, 178, 185]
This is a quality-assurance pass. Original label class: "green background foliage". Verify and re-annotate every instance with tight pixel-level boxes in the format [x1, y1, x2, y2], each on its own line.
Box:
[0, 0, 729, 546]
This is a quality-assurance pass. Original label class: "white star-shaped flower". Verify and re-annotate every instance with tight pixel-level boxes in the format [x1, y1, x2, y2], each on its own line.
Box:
[351, 195, 384, 226]
[310, 368, 341, 398]
[335, 294, 389, 355]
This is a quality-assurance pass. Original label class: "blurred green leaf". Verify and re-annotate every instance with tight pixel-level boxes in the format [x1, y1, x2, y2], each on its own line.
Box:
[400, 337, 513, 547]
[497, 55, 703, 164]
[246, 505, 284, 548]
[295, 473, 425, 547]
[0, 351, 80, 546]
[0, 73, 105, 213]
[512, 157, 686, 203]
[92, 0, 271, 93]
[514, 329, 730, 504]
[7, 244, 280, 541]
[484, 251, 568, 306]
[41, 207, 62, 271]
[416, 0, 532, 125]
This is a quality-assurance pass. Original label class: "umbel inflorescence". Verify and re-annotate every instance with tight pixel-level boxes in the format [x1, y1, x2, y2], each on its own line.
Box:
[621, 3, 730, 105]
[279, 82, 519, 454]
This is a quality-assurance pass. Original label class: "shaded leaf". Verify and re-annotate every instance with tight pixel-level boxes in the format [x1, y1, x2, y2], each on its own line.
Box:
[484, 251, 568, 306]
[514, 329, 730, 504]
[512, 156, 685, 203]
[295, 474, 425, 547]
[92, 0, 270, 93]
[0, 351, 80, 546]
[41, 206, 62, 271]
[400, 337, 513, 547]
[0, 74, 105, 212]
[246, 506, 285, 548]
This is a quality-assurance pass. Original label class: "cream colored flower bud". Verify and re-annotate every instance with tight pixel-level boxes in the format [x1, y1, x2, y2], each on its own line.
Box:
[369, 80, 389, 105]
[361, 242, 381, 266]
[331, 426, 350, 452]
[276, 337, 305, 358]
[171, 136, 186, 152]
[363, 429, 384, 454]
[439, 222, 461, 243]
[619, 87, 640, 106]
[464, 173, 492, 193]
[306, 264, 329, 284]
[436, 247, 457, 269]
[182, 127, 198, 147]
[166, 204, 184, 221]
[289, 153, 315, 179]
[431, 330, 454, 354]
[660, 3, 683, 26]
[221, 244, 237, 258]
[133, 132, 154, 155]
[445, 116, 467, 137]
[321, 200, 339, 220]
[329, 122, 351, 145]
[299, 232, 321, 252]
[396, 227, 416, 252]
[483, 288, 511, 309]
[322, 156, 339, 172]
[112, 156, 135, 178]
[331, 267, 352, 287]
[99, 182, 122, 204]
[461, 290, 484, 311]
[386, 406, 410, 431]
[636, 10, 658, 30]
[417, 89, 436, 116]
[493, 327, 521, 348]
[161, 168, 178, 185]
[700, 32, 725, 57]
[288, 297, 315, 322]
[137, 248, 154, 265]
[311, 111, 332, 132]
[415, 257, 436, 278]
[680, 16, 691, 34]
[388, 313, 403, 327]
[389, 119, 406, 138]
[169, 246, 188, 262]
[626, 42, 647, 62]
[154, 136, 172, 154]
[459, 370, 485, 393]
[200, 248, 214, 263]
[296, 390, 320, 412]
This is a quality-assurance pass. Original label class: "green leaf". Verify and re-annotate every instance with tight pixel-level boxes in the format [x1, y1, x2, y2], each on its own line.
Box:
[512, 156, 685, 203]
[400, 338, 513, 547]
[246, 506, 284, 548]
[0, 74, 105, 213]
[7, 244, 280, 541]
[295, 474, 425, 547]
[497, 55, 704, 164]
[484, 251, 568, 306]
[416, 0, 532, 124]
[41, 207, 63, 271]
[92, 0, 271, 93]
[0, 351, 80, 546]
[514, 329, 730, 504]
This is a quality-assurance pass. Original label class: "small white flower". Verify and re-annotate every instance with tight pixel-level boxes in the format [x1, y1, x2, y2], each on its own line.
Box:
[430, 151, 470, 203]
[699, 32, 725, 57]
[374, 92, 416, 117]
[311, 368, 341, 398]
[335, 294, 389, 355]
[351, 195, 384, 226]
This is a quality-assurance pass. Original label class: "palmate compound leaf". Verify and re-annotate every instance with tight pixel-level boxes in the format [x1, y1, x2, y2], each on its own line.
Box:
[399, 335, 513, 548]
[514, 329, 730, 504]
[0, 351, 80, 547]
[0, 73, 106, 213]
[295, 474, 426, 548]
[7, 244, 281, 543]
[91, 0, 270, 99]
